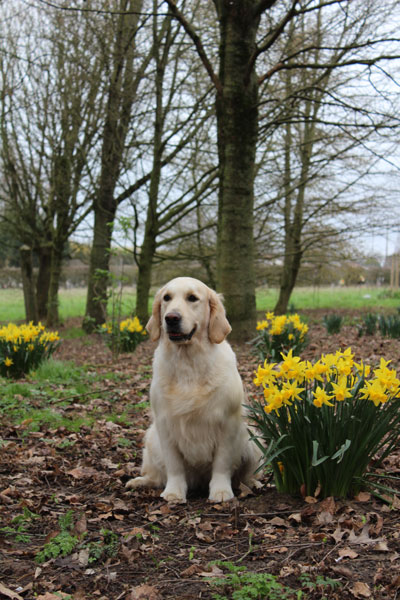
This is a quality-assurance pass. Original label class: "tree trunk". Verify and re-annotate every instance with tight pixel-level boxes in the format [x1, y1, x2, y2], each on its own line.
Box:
[84, 206, 115, 330]
[135, 6, 171, 325]
[46, 246, 64, 327]
[20, 245, 38, 323]
[36, 243, 52, 320]
[83, 0, 143, 332]
[136, 232, 157, 324]
[215, 2, 258, 341]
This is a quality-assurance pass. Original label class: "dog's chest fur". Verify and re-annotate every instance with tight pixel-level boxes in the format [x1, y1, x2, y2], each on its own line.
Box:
[151, 340, 242, 467]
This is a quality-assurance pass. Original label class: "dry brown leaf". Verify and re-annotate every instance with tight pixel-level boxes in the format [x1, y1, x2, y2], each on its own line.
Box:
[331, 565, 354, 579]
[239, 482, 254, 497]
[354, 491, 371, 502]
[350, 581, 371, 598]
[317, 510, 334, 524]
[73, 513, 87, 536]
[338, 547, 358, 559]
[269, 516, 288, 527]
[195, 530, 213, 543]
[348, 525, 382, 545]
[128, 584, 162, 600]
[373, 540, 390, 552]
[367, 512, 383, 536]
[304, 495, 318, 504]
[180, 564, 203, 577]
[0, 582, 24, 600]
[391, 495, 400, 510]
[288, 512, 302, 523]
[67, 466, 99, 479]
[198, 564, 224, 577]
[331, 527, 347, 543]
[319, 496, 336, 514]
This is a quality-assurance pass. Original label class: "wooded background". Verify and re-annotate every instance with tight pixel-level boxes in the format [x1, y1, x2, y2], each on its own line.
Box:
[1, 0, 400, 339]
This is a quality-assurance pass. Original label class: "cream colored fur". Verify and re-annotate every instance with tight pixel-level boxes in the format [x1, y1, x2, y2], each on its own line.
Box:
[126, 277, 261, 503]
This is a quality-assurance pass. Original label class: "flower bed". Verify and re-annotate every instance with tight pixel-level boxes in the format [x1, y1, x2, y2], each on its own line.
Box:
[0, 322, 60, 378]
[249, 348, 400, 498]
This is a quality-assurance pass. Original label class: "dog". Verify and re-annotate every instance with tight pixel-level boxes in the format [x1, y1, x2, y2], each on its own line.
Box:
[126, 277, 261, 503]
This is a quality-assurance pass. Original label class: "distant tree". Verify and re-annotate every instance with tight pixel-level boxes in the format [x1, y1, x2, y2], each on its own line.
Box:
[0, 2, 107, 324]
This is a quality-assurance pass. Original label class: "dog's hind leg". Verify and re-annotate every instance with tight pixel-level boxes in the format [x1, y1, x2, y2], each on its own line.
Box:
[125, 425, 165, 490]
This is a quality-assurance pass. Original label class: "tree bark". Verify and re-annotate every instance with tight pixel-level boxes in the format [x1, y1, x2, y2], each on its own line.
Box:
[20, 245, 38, 323]
[135, 7, 170, 325]
[46, 246, 64, 327]
[215, 1, 258, 340]
[84, 0, 143, 332]
[36, 243, 52, 320]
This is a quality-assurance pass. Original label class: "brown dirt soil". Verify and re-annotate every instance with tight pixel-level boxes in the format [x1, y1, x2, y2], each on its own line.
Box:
[1, 312, 400, 599]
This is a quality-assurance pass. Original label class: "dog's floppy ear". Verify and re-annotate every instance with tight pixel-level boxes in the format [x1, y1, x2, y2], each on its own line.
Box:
[146, 289, 162, 341]
[208, 289, 231, 344]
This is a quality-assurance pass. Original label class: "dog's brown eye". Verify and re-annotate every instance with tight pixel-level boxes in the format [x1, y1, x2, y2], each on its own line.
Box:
[163, 294, 171, 302]
[187, 294, 198, 303]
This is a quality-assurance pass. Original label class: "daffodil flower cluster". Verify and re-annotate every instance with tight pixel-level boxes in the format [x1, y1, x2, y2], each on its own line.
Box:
[249, 348, 400, 498]
[100, 316, 146, 353]
[0, 322, 60, 379]
[253, 312, 308, 361]
[253, 348, 399, 413]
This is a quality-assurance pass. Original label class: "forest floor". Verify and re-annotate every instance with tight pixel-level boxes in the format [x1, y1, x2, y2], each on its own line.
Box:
[1, 310, 400, 600]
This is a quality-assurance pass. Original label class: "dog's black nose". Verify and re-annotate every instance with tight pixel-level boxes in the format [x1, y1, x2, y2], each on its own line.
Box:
[165, 312, 181, 326]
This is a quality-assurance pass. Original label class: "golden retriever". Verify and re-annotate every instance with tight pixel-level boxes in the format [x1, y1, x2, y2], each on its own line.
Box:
[126, 277, 260, 503]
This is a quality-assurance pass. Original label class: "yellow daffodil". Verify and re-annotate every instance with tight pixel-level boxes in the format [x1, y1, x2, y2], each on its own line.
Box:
[330, 378, 352, 402]
[253, 361, 277, 386]
[313, 386, 334, 407]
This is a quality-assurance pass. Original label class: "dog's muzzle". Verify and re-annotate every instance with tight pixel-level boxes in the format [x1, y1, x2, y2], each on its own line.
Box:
[165, 311, 196, 342]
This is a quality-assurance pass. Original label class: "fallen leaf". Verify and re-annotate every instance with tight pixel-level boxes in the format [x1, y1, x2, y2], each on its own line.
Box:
[239, 482, 254, 497]
[269, 516, 287, 527]
[304, 496, 318, 504]
[338, 547, 358, 559]
[319, 496, 336, 514]
[180, 564, 203, 577]
[331, 565, 354, 579]
[317, 510, 334, 524]
[199, 564, 224, 577]
[391, 495, 400, 510]
[67, 466, 100, 479]
[78, 548, 90, 566]
[73, 513, 87, 536]
[129, 584, 162, 599]
[374, 540, 390, 552]
[0, 582, 24, 600]
[350, 581, 371, 598]
[348, 525, 382, 545]
[368, 512, 383, 536]
[288, 512, 302, 523]
[354, 491, 371, 502]
[331, 527, 347, 543]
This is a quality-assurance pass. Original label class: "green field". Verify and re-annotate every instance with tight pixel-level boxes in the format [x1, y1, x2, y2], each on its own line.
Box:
[0, 286, 399, 324]
[256, 286, 400, 312]
[0, 287, 138, 324]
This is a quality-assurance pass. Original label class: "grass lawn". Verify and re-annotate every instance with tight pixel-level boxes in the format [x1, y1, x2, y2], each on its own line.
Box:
[256, 286, 400, 312]
[0, 285, 399, 324]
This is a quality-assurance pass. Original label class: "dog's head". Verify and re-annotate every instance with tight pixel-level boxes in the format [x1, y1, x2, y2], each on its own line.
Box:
[146, 277, 231, 345]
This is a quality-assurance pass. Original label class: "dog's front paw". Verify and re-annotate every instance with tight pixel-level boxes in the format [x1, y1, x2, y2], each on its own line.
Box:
[209, 474, 234, 502]
[161, 478, 187, 503]
[208, 487, 234, 503]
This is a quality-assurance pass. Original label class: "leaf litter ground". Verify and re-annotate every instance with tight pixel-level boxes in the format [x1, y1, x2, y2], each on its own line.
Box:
[1, 310, 400, 600]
